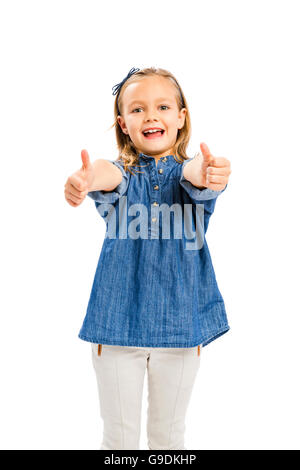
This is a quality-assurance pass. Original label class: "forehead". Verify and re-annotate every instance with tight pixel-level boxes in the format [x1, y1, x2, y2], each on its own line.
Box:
[122, 76, 178, 105]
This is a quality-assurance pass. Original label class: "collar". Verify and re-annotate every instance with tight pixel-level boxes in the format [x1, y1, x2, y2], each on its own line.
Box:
[138, 152, 176, 164]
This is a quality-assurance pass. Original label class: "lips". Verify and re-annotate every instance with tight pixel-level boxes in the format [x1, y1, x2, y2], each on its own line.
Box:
[142, 129, 165, 139]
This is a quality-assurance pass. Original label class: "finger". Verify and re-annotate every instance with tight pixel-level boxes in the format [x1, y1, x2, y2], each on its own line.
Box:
[67, 184, 88, 200]
[200, 142, 214, 163]
[206, 182, 226, 191]
[194, 150, 210, 165]
[207, 166, 232, 176]
[65, 198, 78, 207]
[65, 189, 85, 204]
[206, 174, 228, 185]
[69, 173, 88, 192]
[65, 188, 87, 202]
[81, 149, 92, 171]
[209, 157, 231, 168]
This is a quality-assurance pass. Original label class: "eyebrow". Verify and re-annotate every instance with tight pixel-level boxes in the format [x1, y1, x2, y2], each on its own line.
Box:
[128, 98, 173, 106]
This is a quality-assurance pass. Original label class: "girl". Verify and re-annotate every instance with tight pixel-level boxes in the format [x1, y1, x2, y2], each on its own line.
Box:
[64, 66, 231, 450]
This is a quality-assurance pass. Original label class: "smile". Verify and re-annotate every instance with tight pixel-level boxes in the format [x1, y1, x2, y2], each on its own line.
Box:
[142, 130, 165, 139]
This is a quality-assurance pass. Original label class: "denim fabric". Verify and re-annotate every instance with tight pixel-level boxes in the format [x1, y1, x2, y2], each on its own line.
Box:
[78, 153, 230, 348]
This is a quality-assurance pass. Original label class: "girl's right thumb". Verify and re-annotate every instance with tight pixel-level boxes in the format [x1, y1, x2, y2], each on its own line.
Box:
[81, 149, 92, 170]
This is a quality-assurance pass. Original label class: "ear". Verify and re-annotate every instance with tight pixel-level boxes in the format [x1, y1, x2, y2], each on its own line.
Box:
[178, 108, 187, 130]
[117, 115, 129, 135]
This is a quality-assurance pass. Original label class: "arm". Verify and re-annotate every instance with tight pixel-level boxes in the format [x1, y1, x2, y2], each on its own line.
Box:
[180, 157, 227, 202]
[180, 143, 231, 202]
[89, 159, 123, 192]
[64, 150, 128, 208]
[87, 159, 129, 205]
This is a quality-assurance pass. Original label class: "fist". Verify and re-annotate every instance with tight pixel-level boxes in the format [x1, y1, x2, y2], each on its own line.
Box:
[194, 142, 231, 191]
[64, 149, 95, 207]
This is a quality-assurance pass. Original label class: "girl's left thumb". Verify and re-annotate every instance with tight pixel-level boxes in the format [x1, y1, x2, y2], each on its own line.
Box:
[200, 143, 213, 165]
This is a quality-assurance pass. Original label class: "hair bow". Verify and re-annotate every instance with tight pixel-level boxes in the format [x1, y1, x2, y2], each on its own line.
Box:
[112, 67, 140, 96]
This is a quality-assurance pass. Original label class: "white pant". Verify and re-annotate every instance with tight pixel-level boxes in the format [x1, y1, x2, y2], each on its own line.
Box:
[91, 343, 202, 450]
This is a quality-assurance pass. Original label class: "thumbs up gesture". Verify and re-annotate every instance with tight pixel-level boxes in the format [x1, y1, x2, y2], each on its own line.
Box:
[194, 143, 231, 191]
[64, 149, 95, 207]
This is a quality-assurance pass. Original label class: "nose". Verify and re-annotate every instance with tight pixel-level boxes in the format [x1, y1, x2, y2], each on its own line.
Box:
[144, 108, 159, 122]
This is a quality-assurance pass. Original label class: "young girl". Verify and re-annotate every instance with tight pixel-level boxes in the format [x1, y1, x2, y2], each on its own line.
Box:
[64, 66, 231, 450]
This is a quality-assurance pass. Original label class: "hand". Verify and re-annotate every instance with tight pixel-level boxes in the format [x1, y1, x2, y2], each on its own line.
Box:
[64, 149, 95, 207]
[194, 142, 231, 191]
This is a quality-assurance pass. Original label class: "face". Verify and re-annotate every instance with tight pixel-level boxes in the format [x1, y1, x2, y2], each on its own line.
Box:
[117, 76, 187, 159]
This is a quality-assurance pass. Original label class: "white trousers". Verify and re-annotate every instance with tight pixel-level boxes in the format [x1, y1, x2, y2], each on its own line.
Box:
[91, 343, 202, 450]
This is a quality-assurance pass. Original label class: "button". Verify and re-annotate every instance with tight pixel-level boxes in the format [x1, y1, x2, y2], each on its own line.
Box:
[153, 202, 159, 206]
[158, 169, 163, 174]
[163, 157, 167, 162]
[152, 217, 157, 222]
[154, 185, 159, 190]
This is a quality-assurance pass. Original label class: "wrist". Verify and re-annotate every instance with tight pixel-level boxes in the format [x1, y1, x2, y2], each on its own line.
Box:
[183, 158, 207, 189]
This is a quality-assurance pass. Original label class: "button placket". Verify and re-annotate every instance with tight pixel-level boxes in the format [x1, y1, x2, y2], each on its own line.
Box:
[149, 159, 160, 239]
[150, 156, 170, 238]
[140, 154, 171, 239]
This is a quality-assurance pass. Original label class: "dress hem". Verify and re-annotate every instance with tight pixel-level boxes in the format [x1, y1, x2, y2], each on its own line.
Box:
[78, 325, 230, 348]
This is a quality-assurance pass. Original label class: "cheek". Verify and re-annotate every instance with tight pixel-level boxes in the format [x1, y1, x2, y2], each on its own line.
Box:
[167, 126, 178, 136]
[126, 118, 141, 134]
[131, 127, 141, 138]
[165, 115, 178, 129]
[128, 126, 141, 141]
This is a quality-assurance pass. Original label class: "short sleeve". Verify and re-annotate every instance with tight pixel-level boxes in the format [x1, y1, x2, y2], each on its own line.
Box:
[179, 158, 227, 202]
[87, 160, 129, 205]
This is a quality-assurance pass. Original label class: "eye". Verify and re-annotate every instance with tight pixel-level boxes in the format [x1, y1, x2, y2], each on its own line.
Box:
[132, 105, 170, 113]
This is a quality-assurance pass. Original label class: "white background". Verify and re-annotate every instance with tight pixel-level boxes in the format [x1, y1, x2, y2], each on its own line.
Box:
[1, 0, 299, 450]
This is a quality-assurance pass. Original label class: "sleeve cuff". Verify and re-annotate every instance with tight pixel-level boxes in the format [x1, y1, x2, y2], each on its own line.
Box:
[179, 157, 227, 201]
[87, 160, 129, 204]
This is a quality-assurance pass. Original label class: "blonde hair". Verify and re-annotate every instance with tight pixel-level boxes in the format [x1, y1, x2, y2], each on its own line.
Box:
[108, 67, 192, 175]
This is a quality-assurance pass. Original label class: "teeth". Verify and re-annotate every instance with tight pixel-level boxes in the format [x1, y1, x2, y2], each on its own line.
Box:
[144, 129, 162, 134]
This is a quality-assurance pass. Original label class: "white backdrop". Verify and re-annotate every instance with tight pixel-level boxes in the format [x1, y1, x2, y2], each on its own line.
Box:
[1, 0, 299, 450]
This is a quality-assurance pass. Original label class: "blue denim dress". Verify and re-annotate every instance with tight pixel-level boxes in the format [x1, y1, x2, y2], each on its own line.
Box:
[78, 152, 230, 348]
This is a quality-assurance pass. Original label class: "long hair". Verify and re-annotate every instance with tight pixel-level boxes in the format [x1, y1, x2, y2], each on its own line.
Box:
[109, 67, 192, 175]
